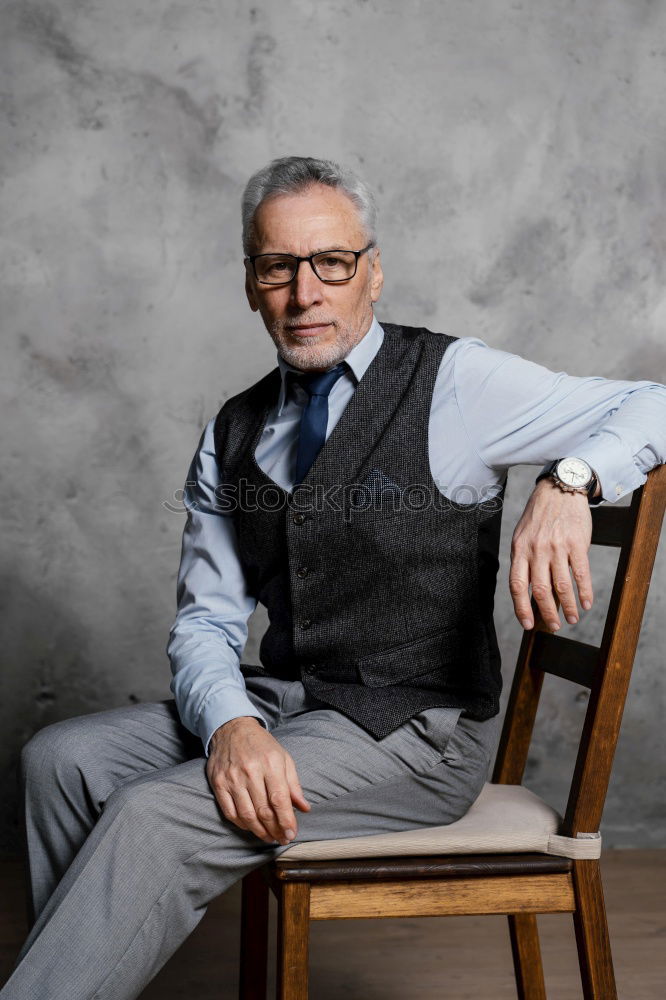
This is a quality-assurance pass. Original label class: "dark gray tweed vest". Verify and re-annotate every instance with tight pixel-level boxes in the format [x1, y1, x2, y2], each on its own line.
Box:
[213, 323, 504, 739]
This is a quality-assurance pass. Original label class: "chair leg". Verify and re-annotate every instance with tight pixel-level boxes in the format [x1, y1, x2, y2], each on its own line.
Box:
[572, 860, 617, 999]
[276, 881, 310, 1000]
[508, 913, 547, 999]
[239, 868, 269, 1000]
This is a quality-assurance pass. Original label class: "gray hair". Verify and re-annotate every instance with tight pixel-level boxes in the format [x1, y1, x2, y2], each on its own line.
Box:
[241, 155, 378, 255]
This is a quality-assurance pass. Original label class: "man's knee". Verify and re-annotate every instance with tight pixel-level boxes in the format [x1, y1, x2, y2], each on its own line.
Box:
[20, 717, 99, 791]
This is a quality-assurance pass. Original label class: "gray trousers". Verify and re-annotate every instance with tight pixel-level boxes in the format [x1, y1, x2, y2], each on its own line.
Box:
[1, 668, 500, 1000]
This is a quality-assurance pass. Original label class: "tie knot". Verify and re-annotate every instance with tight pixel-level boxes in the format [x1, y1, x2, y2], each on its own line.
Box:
[288, 361, 349, 399]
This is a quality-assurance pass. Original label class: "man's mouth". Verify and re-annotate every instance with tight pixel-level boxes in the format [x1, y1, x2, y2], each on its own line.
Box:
[286, 323, 333, 337]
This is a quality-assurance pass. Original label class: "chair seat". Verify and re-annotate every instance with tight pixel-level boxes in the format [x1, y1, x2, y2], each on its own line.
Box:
[279, 782, 602, 862]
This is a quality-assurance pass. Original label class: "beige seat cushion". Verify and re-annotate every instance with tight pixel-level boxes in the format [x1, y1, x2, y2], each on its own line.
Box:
[280, 782, 601, 862]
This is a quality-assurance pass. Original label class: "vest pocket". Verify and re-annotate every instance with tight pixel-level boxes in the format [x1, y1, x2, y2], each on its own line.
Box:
[345, 495, 413, 521]
[356, 624, 466, 688]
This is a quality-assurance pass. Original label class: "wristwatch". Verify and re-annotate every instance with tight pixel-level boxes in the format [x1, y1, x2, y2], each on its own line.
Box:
[536, 457, 598, 498]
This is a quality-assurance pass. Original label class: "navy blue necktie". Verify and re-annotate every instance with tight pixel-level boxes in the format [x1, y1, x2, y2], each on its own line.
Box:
[289, 362, 349, 484]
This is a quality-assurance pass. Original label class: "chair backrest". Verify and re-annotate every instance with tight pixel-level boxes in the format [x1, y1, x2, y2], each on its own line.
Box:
[492, 464, 666, 837]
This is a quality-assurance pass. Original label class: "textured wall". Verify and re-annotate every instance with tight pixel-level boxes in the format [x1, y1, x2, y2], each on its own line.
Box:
[1, 0, 664, 854]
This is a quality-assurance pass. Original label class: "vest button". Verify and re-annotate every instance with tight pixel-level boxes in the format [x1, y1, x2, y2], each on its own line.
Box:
[300, 618, 312, 630]
[292, 513, 306, 525]
[296, 566, 309, 578]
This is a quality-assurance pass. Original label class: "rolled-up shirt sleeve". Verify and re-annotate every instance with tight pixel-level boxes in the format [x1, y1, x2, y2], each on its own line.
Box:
[167, 418, 268, 754]
[452, 339, 666, 502]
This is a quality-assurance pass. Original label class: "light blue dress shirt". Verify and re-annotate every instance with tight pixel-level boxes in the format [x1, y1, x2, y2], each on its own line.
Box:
[168, 317, 666, 752]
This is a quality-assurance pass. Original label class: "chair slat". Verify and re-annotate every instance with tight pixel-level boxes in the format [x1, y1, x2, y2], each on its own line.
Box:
[492, 623, 544, 785]
[308, 874, 576, 920]
[532, 632, 599, 688]
[590, 505, 630, 547]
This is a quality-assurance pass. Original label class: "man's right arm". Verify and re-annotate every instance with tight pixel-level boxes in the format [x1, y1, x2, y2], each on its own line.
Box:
[167, 419, 266, 754]
[167, 419, 309, 844]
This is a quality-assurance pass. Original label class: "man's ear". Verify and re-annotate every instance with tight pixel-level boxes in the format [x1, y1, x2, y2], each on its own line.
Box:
[369, 248, 384, 304]
[245, 264, 259, 313]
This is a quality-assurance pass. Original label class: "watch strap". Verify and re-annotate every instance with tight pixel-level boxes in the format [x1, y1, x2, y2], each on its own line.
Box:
[535, 460, 558, 487]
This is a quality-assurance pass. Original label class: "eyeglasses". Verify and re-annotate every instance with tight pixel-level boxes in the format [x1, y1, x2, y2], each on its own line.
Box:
[245, 244, 374, 285]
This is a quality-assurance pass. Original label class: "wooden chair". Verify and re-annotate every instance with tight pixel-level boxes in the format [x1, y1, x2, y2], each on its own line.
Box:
[238, 464, 666, 999]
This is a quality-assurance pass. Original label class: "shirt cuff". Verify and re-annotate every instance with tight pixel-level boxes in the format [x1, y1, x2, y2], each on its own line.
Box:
[574, 437, 648, 504]
[535, 439, 648, 504]
[199, 692, 269, 756]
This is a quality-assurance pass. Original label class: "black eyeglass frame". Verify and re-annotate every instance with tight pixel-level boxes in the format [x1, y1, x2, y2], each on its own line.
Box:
[245, 243, 375, 285]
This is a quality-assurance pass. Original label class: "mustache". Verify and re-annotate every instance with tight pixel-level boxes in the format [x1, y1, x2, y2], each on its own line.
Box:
[280, 318, 336, 330]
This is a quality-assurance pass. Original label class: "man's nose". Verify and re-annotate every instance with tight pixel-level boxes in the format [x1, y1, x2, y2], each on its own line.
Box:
[290, 260, 324, 309]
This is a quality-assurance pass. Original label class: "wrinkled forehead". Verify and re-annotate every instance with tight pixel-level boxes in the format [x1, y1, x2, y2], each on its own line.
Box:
[250, 185, 368, 255]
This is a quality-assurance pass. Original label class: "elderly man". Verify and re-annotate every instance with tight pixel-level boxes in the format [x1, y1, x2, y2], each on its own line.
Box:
[3, 156, 665, 1000]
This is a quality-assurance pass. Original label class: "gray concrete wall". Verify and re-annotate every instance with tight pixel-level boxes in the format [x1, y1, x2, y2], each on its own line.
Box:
[1, 0, 664, 854]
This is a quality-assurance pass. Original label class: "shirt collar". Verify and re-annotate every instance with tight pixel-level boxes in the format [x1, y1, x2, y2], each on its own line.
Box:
[275, 316, 384, 416]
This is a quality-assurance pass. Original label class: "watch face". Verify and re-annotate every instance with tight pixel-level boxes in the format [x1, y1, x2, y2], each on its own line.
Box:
[557, 457, 592, 488]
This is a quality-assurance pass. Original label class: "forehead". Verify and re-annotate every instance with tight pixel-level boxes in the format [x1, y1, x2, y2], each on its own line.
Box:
[252, 184, 366, 253]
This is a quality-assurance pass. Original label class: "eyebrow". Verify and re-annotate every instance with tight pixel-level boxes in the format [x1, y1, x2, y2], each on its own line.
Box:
[257, 246, 351, 256]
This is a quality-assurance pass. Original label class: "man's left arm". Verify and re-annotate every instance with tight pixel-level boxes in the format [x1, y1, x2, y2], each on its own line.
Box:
[452, 340, 666, 632]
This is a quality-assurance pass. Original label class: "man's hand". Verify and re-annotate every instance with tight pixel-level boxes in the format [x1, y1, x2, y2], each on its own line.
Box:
[509, 479, 594, 633]
[206, 717, 311, 846]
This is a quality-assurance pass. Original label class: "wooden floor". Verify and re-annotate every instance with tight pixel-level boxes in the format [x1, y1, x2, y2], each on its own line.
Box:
[1, 851, 664, 998]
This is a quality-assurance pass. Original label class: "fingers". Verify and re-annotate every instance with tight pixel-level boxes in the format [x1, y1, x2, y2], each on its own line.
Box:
[570, 550, 594, 611]
[207, 747, 308, 846]
[553, 551, 593, 624]
[529, 563, 562, 632]
[232, 785, 275, 843]
[254, 752, 312, 842]
[263, 772, 299, 842]
[508, 552, 534, 630]
[510, 545, 594, 633]
[232, 771, 294, 845]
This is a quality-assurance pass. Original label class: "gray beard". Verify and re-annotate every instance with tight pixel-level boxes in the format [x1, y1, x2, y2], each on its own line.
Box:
[268, 320, 368, 372]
